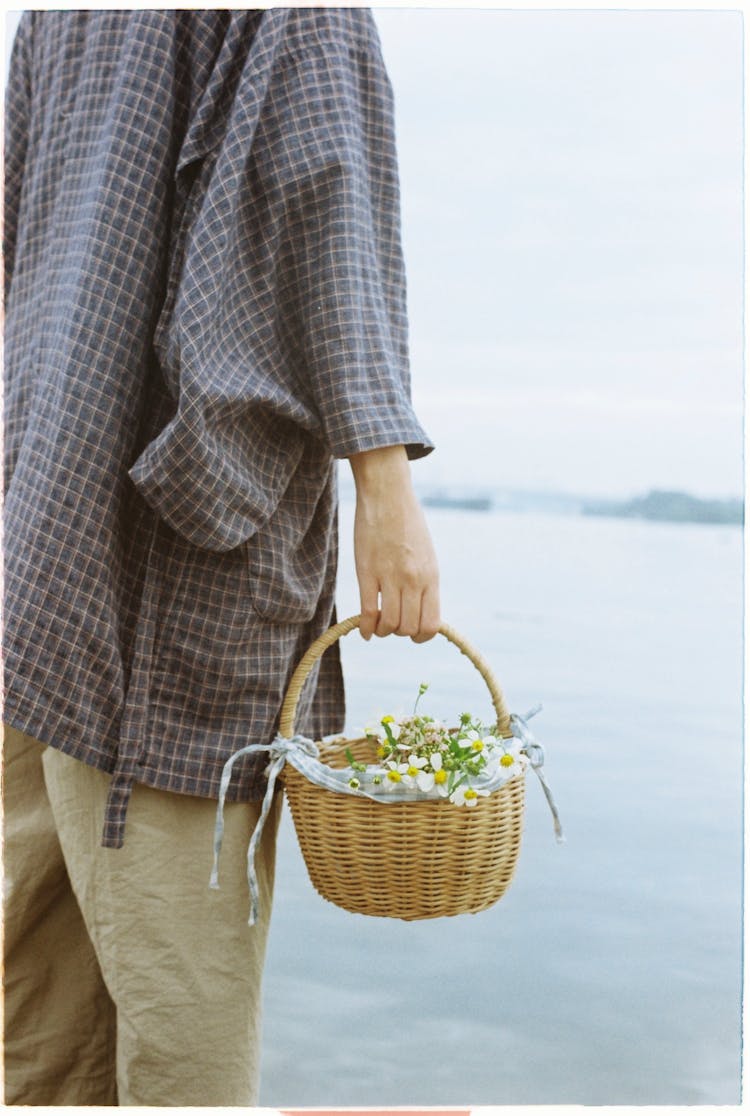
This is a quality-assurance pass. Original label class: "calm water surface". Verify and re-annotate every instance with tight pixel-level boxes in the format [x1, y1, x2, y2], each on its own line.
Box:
[259, 503, 743, 1106]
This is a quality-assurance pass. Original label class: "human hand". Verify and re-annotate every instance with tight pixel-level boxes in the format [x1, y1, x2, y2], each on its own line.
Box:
[348, 445, 440, 642]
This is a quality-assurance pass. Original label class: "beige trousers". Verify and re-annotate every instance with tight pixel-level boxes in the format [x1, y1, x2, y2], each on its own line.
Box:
[2, 724, 281, 1106]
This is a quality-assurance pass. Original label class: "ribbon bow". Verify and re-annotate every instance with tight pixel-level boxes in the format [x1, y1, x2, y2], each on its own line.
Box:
[510, 704, 565, 844]
[210, 734, 319, 926]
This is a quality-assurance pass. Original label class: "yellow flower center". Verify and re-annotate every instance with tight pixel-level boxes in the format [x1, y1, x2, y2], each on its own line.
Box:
[434, 769, 447, 784]
[500, 754, 514, 767]
[386, 770, 402, 783]
[407, 765, 419, 776]
[376, 745, 387, 758]
[472, 740, 484, 752]
[464, 788, 478, 800]
[382, 715, 395, 724]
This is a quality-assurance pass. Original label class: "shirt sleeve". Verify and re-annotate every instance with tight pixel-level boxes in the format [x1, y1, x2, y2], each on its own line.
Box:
[252, 8, 433, 462]
[129, 8, 433, 552]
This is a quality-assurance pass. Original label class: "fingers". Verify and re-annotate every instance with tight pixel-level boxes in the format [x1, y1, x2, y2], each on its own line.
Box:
[360, 578, 441, 643]
[411, 581, 441, 644]
[358, 574, 380, 641]
[361, 578, 399, 639]
[392, 583, 422, 640]
[374, 587, 400, 637]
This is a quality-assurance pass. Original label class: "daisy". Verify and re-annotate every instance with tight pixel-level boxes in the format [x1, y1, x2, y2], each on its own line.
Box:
[384, 759, 408, 790]
[364, 714, 402, 743]
[463, 729, 498, 754]
[416, 753, 450, 796]
[449, 785, 491, 808]
[402, 754, 428, 786]
[494, 742, 527, 780]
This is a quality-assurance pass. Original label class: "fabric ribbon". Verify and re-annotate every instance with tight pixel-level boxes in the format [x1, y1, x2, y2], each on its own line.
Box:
[211, 707, 564, 925]
[209, 734, 318, 926]
[509, 704, 565, 844]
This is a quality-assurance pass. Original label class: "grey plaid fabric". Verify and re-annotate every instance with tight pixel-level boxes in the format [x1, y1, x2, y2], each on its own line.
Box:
[3, 8, 432, 847]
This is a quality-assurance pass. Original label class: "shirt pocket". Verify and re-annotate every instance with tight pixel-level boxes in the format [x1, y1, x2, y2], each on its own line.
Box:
[245, 445, 337, 625]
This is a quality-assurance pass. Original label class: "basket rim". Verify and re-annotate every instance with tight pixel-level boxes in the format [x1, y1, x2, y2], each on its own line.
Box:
[279, 615, 512, 739]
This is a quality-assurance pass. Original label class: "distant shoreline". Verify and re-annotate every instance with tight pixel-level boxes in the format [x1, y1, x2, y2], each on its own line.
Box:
[415, 487, 742, 526]
[580, 489, 743, 527]
[337, 475, 744, 526]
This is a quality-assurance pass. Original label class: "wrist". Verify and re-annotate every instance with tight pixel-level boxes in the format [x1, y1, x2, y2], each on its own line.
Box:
[348, 444, 412, 497]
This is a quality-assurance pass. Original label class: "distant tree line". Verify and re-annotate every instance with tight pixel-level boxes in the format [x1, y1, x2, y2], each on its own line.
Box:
[582, 489, 743, 526]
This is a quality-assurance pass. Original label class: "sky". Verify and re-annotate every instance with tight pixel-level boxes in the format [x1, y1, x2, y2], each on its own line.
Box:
[4, 6, 745, 499]
[373, 7, 744, 499]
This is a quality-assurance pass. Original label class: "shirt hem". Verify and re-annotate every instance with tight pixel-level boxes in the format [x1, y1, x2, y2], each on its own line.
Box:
[1, 693, 267, 807]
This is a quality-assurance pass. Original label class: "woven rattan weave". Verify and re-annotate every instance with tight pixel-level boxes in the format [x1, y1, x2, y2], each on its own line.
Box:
[279, 615, 526, 920]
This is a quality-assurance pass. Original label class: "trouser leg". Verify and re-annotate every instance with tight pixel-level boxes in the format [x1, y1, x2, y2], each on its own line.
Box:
[2, 725, 118, 1105]
[41, 744, 281, 1107]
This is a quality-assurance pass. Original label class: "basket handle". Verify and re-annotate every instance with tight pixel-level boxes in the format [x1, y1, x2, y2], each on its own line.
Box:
[278, 614, 512, 739]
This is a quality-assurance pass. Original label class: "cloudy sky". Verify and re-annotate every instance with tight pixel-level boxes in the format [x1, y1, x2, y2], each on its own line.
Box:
[5, 6, 744, 499]
[373, 6, 743, 499]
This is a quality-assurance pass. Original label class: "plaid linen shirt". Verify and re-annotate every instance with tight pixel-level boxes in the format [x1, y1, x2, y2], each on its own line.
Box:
[3, 8, 432, 847]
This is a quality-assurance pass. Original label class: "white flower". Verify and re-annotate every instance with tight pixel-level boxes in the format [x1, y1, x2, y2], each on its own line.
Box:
[416, 752, 450, 796]
[463, 729, 498, 754]
[494, 742, 527, 780]
[382, 716, 402, 741]
[384, 759, 408, 790]
[449, 784, 491, 808]
[364, 714, 402, 742]
[402, 754, 428, 786]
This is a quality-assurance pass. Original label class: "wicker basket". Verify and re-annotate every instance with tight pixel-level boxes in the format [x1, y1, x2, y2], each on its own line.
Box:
[279, 615, 525, 921]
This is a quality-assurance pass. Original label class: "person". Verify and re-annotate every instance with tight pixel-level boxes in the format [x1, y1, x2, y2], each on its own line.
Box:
[3, 8, 440, 1107]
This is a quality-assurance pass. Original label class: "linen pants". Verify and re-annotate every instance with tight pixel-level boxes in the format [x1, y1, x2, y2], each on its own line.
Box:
[2, 723, 281, 1106]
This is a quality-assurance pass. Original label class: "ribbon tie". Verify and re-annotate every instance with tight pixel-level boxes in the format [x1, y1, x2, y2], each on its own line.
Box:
[210, 734, 319, 926]
[510, 704, 565, 844]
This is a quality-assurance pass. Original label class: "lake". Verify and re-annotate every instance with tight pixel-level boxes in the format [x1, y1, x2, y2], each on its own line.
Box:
[258, 500, 743, 1107]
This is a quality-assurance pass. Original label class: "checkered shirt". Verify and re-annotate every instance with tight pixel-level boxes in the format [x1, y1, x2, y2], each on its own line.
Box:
[3, 8, 433, 847]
